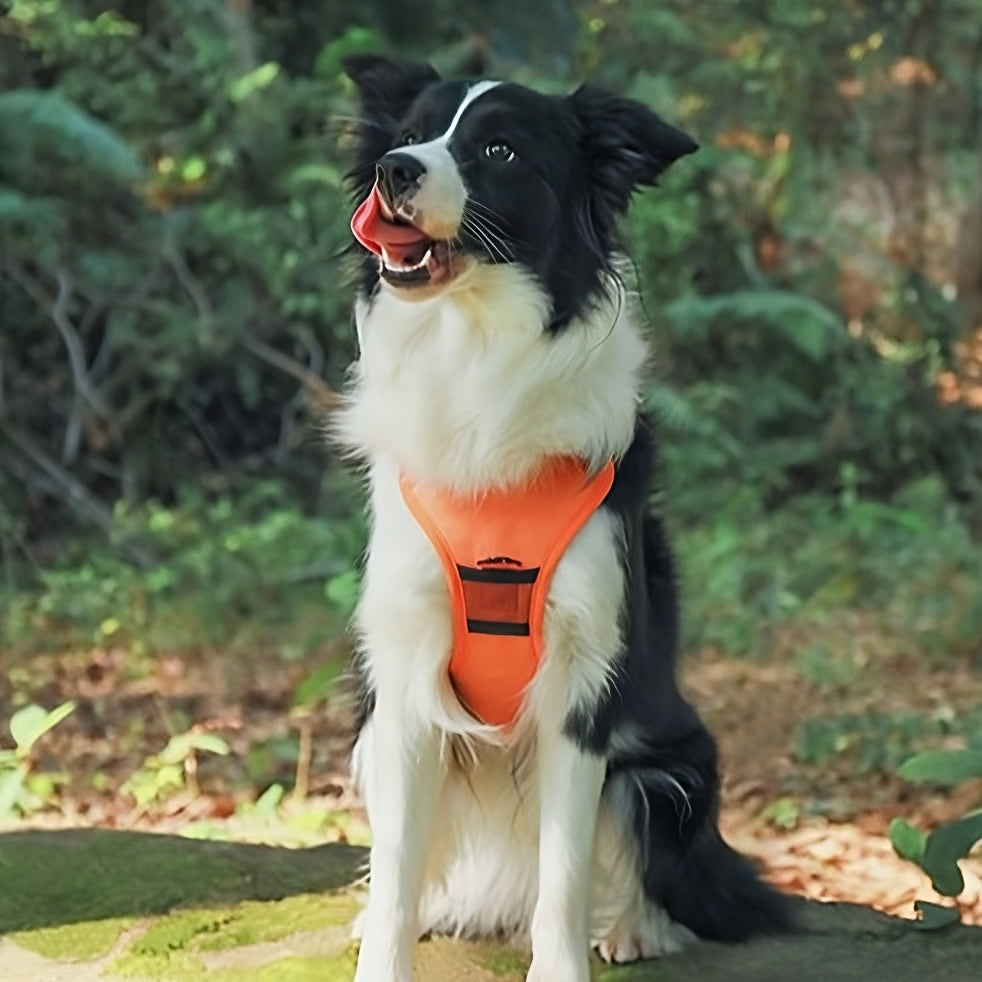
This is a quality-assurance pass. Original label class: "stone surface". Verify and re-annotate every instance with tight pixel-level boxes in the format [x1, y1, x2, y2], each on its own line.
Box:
[0, 829, 979, 981]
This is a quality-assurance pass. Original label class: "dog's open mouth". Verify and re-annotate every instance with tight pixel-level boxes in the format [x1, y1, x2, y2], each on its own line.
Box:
[351, 185, 455, 288]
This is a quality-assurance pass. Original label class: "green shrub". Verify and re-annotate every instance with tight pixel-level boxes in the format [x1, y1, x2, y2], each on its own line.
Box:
[890, 748, 982, 926]
[3, 477, 364, 657]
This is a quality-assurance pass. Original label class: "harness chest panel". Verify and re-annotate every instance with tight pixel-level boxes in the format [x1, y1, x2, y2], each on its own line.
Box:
[399, 458, 615, 728]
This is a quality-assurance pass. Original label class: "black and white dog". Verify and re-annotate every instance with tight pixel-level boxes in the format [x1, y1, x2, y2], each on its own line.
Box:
[337, 55, 794, 982]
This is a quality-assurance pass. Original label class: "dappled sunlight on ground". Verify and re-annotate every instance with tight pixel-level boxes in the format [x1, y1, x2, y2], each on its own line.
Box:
[3, 637, 981, 926]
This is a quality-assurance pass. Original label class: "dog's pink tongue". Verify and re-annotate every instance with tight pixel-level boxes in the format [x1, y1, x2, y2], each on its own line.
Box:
[351, 185, 429, 262]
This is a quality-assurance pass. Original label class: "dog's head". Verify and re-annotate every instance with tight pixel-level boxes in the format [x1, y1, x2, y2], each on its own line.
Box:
[344, 55, 696, 327]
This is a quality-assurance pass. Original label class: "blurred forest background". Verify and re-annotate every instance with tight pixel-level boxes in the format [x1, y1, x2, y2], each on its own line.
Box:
[1, 0, 981, 920]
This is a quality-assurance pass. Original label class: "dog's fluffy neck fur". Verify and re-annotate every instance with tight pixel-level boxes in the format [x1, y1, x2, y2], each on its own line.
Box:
[339, 263, 647, 493]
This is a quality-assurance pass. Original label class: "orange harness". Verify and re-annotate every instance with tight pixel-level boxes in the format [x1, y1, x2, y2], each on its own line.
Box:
[399, 458, 615, 728]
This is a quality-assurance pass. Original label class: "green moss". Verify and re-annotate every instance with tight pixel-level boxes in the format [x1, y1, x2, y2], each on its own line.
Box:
[110, 939, 358, 982]
[106, 891, 359, 979]
[483, 945, 529, 976]
[123, 893, 357, 960]
[594, 958, 681, 981]
[0, 830, 243, 931]
[111, 948, 204, 979]
[196, 894, 359, 952]
[0, 828, 366, 934]
[10, 916, 134, 960]
[131, 909, 237, 957]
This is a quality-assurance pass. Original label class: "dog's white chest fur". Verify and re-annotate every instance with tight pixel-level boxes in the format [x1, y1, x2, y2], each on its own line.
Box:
[340, 264, 646, 733]
[339, 264, 646, 492]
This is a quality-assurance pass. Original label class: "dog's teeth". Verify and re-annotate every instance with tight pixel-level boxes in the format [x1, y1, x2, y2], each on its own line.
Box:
[382, 246, 433, 274]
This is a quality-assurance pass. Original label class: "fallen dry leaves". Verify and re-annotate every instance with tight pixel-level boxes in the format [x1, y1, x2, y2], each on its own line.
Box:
[723, 812, 982, 926]
[4, 637, 982, 928]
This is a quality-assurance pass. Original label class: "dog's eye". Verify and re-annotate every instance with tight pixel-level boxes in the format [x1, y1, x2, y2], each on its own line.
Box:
[401, 131, 422, 146]
[484, 141, 516, 162]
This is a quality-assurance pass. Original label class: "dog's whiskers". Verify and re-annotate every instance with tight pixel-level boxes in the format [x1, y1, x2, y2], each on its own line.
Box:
[465, 203, 514, 246]
[461, 219, 508, 262]
[461, 208, 515, 262]
[465, 198, 510, 228]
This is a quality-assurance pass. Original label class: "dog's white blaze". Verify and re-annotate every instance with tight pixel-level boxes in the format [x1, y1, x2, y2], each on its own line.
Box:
[387, 81, 501, 241]
[442, 80, 500, 140]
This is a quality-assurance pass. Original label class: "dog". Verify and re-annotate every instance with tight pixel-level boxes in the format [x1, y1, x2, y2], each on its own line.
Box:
[336, 54, 794, 982]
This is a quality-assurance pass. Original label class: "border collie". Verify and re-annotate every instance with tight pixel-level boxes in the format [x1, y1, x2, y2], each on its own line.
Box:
[336, 55, 794, 982]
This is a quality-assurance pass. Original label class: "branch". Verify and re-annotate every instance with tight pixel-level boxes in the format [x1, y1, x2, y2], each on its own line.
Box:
[161, 230, 213, 336]
[4, 265, 114, 423]
[243, 336, 341, 412]
[0, 448, 41, 572]
[0, 422, 155, 568]
[224, 0, 258, 74]
[175, 398, 229, 468]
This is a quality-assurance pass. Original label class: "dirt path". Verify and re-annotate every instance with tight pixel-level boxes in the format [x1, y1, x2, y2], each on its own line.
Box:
[0, 941, 108, 982]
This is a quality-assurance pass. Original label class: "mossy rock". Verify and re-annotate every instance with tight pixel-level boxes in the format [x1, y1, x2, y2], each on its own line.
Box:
[1, 829, 982, 981]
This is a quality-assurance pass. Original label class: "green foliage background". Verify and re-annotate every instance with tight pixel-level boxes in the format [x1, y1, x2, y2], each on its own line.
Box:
[1, 0, 981, 660]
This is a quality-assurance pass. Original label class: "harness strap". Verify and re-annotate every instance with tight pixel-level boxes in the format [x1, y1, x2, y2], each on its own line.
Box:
[399, 457, 615, 727]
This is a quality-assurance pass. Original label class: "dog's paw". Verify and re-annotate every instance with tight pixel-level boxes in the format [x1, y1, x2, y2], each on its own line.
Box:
[351, 914, 415, 982]
[593, 903, 696, 962]
[595, 931, 641, 963]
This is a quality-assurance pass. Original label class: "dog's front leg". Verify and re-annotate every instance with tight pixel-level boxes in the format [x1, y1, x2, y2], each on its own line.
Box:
[353, 697, 442, 982]
[527, 730, 605, 982]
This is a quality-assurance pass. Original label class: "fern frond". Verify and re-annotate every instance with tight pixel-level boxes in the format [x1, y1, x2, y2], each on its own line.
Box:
[0, 185, 66, 229]
[0, 89, 143, 184]
[665, 289, 844, 361]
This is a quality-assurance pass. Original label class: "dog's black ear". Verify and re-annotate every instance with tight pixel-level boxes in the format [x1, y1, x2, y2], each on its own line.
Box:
[343, 54, 441, 123]
[343, 55, 441, 201]
[569, 85, 697, 216]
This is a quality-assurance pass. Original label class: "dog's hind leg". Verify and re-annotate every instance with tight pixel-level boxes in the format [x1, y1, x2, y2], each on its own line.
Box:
[606, 721, 796, 944]
[589, 802, 696, 962]
[352, 706, 443, 982]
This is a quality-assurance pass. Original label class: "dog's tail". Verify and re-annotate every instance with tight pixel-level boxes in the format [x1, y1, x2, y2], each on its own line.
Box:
[607, 724, 798, 941]
[654, 821, 798, 941]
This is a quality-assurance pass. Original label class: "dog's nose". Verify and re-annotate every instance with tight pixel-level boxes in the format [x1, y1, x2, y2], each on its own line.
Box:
[376, 152, 426, 206]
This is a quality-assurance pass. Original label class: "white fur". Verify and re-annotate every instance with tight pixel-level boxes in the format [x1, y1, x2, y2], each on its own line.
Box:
[341, 245, 691, 979]
[339, 263, 645, 493]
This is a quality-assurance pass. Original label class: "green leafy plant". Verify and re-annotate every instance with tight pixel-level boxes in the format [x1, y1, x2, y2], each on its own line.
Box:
[4, 478, 365, 657]
[889, 748, 982, 927]
[793, 710, 970, 775]
[289, 659, 347, 802]
[0, 701, 75, 819]
[676, 479, 981, 658]
[122, 729, 230, 808]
